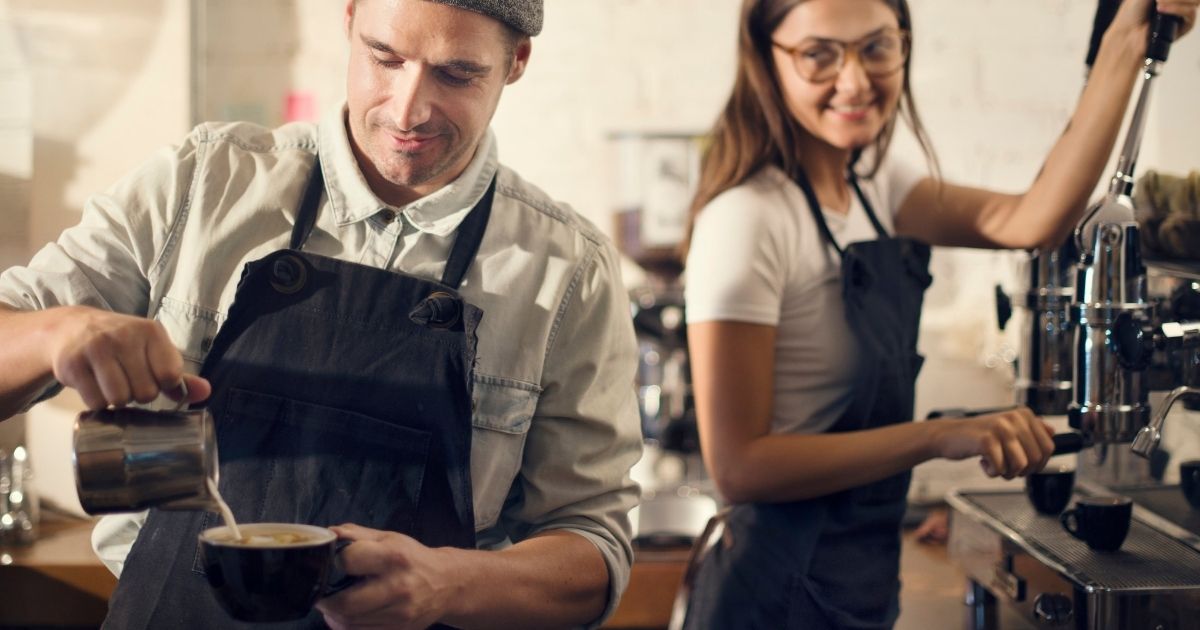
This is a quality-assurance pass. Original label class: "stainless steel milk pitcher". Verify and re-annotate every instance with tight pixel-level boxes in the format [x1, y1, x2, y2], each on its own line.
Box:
[73, 399, 218, 514]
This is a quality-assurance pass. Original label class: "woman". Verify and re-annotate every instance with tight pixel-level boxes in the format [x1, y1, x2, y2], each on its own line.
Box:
[681, 0, 1197, 628]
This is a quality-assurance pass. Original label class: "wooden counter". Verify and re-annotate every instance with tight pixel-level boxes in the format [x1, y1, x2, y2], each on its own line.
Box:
[0, 519, 964, 629]
[0, 516, 117, 628]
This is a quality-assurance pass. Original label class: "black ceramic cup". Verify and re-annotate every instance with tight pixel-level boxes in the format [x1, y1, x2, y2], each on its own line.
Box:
[1180, 460, 1200, 509]
[1059, 495, 1133, 552]
[199, 523, 339, 622]
[1026, 467, 1075, 515]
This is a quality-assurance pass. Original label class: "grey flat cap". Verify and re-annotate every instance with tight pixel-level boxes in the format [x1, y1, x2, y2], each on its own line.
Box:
[428, 0, 543, 36]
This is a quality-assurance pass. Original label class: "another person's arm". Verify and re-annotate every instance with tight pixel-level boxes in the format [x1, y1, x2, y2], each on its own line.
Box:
[689, 321, 1054, 504]
[318, 241, 642, 629]
[895, 0, 1198, 250]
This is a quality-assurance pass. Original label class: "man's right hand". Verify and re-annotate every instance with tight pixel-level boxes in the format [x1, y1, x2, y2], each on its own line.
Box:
[44, 306, 211, 410]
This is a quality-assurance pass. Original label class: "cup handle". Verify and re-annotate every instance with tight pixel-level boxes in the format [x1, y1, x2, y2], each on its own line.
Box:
[324, 539, 360, 597]
[1060, 509, 1083, 540]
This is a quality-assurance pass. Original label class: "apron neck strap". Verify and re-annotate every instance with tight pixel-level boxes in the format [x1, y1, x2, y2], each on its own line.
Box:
[288, 157, 498, 290]
[291, 158, 326, 251]
[793, 166, 891, 258]
[440, 176, 496, 289]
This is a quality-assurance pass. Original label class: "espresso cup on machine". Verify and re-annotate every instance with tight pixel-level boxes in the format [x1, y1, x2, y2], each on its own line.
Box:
[1180, 460, 1200, 509]
[1026, 462, 1076, 515]
[73, 387, 218, 514]
[1060, 495, 1133, 552]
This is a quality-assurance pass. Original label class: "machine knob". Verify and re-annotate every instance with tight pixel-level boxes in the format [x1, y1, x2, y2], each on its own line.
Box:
[1112, 311, 1155, 371]
[1033, 593, 1074, 626]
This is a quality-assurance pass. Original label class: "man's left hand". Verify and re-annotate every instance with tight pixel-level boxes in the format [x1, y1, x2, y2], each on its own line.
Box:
[315, 523, 455, 630]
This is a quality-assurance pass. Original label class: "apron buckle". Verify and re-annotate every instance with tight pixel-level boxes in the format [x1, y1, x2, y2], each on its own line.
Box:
[410, 291, 462, 329]
[270, 255, 308, 294]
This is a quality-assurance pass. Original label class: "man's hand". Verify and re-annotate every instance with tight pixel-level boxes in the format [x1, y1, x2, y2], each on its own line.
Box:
[44, 306, 210, 409]
[316, 523, 456, 630]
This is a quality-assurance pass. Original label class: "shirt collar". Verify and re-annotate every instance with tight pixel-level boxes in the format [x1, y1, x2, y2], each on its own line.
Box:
[319, 103, 499, 236]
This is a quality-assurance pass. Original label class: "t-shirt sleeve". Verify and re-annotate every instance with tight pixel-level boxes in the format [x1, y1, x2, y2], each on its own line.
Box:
[684, 185, 787, 326]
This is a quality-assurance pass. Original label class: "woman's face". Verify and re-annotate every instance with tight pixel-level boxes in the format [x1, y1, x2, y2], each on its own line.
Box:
[771, 0, 904, 152]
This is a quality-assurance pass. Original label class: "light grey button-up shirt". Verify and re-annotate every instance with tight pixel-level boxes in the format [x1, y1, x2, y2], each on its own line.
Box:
[0, 104, 643, 624]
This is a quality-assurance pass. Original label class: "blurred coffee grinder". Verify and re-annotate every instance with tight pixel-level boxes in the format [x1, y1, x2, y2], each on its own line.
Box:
[0, 444, 39, 546]
[612, 131, 716, 545]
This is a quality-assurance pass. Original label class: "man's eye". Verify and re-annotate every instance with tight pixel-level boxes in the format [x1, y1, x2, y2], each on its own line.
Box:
[372, 55, 403, 68]
[438, 71, 473, 87]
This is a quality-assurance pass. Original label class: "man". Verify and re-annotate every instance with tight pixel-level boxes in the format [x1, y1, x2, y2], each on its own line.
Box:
[0, 1, 643, 628]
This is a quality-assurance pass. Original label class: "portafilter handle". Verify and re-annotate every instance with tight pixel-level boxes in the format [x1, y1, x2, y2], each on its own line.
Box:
[1132, 386, 1200, 458]
[924, 407, 1088, 455]
[1148, 12, 1183, 63]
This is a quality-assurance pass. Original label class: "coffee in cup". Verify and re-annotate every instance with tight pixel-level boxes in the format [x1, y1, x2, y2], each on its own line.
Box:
[1060, 495, 1133, 552]
[1026, 465, 1075, 515]
[200, 523, 339, 622]
[1179, 460, 1200, 509]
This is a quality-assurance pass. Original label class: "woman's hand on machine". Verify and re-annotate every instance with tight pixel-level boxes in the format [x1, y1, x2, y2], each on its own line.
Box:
[43, 305, 211, 409]
[929, 407, 1056, 480]
[1112, 0, 1198, 40]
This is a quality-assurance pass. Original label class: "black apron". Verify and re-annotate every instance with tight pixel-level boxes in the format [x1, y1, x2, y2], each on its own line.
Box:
[682, 167, 932, 630]
[103, 157, 491, 629]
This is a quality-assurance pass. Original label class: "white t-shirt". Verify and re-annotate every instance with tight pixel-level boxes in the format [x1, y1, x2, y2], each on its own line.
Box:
[685, 162, 924, 435]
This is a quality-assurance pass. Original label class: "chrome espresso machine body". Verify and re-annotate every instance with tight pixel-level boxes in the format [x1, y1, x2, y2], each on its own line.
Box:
[949, 9, 1200, 629]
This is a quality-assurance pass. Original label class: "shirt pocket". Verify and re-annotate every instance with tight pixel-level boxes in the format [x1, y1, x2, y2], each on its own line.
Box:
[470, 374, 540, 530]
[153, 296, 225, 372]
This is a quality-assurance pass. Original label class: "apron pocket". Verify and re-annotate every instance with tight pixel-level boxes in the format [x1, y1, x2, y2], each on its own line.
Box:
[192, 388, 432, 574]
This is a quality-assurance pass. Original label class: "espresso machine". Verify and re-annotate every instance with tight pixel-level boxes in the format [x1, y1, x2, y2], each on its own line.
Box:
[613, 131, 717, 546]
[949, 8, 1200, 628]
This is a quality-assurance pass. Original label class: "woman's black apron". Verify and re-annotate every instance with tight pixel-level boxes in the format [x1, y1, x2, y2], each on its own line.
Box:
[103, 157, 490, 629]
[683, 167, 932, 629]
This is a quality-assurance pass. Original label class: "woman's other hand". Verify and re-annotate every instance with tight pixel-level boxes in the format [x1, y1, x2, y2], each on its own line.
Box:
[1111, 0, 1198, 43]
[929, 407, 1056, 479]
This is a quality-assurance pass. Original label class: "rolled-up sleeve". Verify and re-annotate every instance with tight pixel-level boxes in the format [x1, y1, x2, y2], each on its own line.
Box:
[0, 139, 195, 315]
[501, 239, 643, 628]
[0, 140, 194, 410]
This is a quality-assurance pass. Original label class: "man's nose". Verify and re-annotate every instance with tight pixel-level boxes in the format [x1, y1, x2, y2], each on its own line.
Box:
[390, 67, 434, 131]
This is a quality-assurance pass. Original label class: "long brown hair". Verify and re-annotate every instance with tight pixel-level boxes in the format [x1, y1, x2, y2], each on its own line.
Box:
[681, 0, 939, 258]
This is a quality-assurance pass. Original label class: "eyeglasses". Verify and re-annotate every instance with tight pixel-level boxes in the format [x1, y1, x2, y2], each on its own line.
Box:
[772, 28, 910, 83]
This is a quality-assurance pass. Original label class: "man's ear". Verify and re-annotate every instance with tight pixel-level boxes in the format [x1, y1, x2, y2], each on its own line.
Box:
[506, 37, 532, 84]
[344, 0, 356, 39]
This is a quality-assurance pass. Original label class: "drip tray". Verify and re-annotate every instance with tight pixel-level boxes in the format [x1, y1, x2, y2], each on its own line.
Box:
[1112, 484, 1200, 538]
[955, 490, 1200, 590]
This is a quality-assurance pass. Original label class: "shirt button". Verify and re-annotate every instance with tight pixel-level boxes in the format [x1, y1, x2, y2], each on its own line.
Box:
[379, 209, 397, 224]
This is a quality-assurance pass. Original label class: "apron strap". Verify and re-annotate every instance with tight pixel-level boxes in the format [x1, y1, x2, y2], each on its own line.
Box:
[440, 177, 496, 289]
[290, 157, 326, 251]
[849, 172, 890, 239]
[667, 510, 730, 630]
[794, 167, 891, 258]
[288, 155, 497, 291]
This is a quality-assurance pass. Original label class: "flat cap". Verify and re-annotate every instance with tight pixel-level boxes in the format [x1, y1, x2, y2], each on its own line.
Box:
[428, 0, 543, 36]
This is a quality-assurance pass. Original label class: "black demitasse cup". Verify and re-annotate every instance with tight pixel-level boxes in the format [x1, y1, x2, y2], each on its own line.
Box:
[1180, 460, 1200, 509]
[1060, 496, 1133, 552]
[1026, 467, 1075, 515]
[200, 523, 339, 622]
